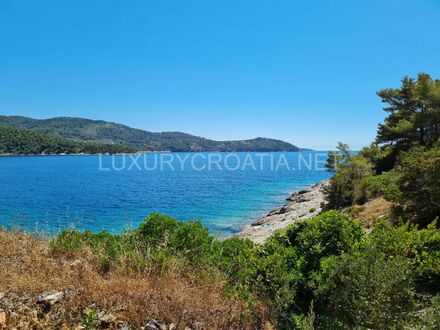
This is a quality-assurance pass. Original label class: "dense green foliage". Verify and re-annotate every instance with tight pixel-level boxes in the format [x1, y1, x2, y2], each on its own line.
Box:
[392, 146, 440, 226]
[0, 115, 299, 152]
[324, 144, 373, 209]
[376, 73, 440, 172]
[0, 124, 135, 155]
[325, 74, 440, 227]
[50, 211, 440, 329]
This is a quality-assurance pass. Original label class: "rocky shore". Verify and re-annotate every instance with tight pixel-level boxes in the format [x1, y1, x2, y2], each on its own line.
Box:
[234, 181, 329, 244]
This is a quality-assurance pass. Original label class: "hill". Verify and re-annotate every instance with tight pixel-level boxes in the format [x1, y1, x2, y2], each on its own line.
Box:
[0, 124, 135, 155]
[0, 115, 299, 152]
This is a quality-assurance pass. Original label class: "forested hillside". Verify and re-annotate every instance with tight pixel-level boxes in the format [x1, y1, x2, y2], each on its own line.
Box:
[0, 125, 135, 155]
[0, 116, 299, 152]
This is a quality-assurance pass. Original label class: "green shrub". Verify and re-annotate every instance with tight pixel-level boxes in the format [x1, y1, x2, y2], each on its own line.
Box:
[138, 213, 183, 247]
[324, 150, 373, 208]
[217, 238, 256, 285]
[49, 211, 440, 329]
[255, 211, 365, 327]
[310, 218, 440, 329]
[316, 247, 415, 328]
[410, 295, 440, 329]
[367, 220, 440, 294]
[392, 146, 440, 226]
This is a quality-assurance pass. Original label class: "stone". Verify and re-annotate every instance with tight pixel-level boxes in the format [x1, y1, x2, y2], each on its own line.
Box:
[193, 321, 204, 329]
[69, 259, 82, 268]
[279, 206, 288, 214]
[145, 319, 161, 330]
[99, 312, 117, 324]
[119, 322, 131, 330]
[38, 290, 64, 305]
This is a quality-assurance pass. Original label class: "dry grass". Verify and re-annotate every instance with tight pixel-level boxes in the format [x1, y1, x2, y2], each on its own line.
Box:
[348, 197, 392, 228]
[0, 230, 269, 329]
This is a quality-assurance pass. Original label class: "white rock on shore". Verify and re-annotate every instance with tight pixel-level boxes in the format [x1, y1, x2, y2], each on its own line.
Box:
[234, 181, 329, 244]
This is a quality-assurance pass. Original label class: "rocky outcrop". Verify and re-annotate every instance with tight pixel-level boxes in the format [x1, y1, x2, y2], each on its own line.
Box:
[234, 181, 328, 244]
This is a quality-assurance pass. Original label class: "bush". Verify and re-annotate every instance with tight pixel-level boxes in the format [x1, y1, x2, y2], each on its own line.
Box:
[217, 238, 257, 286]
[356, 171, 400, 202]
[367, 220, 440, 294]
[313, 218, 440, 329]
[255, 211, 365, 327]
[49, 211, 440, 329]
[317, 247, 415, 328]
[324, 150, 373, 208]
[391, 146, 440, 226]
[51, 214, 217, 274]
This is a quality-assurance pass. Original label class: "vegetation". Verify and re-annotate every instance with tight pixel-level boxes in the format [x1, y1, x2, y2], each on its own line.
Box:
[375, 73, 440, 172]
[0, 229, 264, 329]
[324, 143, 373, 208]
[2, 74, 440, 329]
[0, 124, 135, 155]
[325, 73, 440, 226]
[392, 145, 440, 226]
[44, 211, 440, 328]
[0, 115, 300, 152]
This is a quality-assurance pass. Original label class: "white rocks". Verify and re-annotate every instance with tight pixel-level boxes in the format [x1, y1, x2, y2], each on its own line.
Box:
[120, 322, 132, 330]
[37, 290, 64, 306]
[234, 181, 329, 244]
[144, 319, 163, 330]
[193, 321, 204, 329]
[143, 319, 172, 330]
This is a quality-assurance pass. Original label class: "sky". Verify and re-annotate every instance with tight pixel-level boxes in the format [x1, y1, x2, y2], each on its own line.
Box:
[1, 0, 440, 150]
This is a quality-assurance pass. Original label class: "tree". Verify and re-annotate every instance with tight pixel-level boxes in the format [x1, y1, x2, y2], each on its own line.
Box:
[392, 146, 440, 226]
[325, 142, 351, 173]
[324, 143, 373, 208]
[376, 73, 440, 170]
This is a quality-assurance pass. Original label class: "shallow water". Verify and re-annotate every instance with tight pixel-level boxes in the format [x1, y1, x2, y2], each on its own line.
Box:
[0, 152, 331, 235]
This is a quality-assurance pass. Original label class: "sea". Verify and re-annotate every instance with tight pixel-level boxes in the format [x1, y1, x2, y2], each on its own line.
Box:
[0, 152, 331, 236]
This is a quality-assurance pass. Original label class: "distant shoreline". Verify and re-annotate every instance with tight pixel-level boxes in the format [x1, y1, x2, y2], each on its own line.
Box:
[234, 180, 329, 244]
[0, 150, 319, 157]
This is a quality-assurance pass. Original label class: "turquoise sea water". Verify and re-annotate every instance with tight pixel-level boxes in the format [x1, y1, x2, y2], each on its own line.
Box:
[0, 152, 331, 235]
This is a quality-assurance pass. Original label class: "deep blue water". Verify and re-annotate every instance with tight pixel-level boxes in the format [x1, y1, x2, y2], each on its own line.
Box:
[0, 152, 331, 235]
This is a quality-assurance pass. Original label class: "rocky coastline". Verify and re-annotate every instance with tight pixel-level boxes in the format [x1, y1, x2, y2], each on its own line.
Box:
[234, 181, 329, 244]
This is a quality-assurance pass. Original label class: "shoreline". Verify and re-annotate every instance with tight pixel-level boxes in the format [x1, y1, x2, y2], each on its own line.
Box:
[0, 150, 316, 157]
[234, 180, 329, 244]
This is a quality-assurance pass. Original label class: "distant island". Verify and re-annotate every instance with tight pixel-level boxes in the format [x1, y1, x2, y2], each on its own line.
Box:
[0, 115, 300, 153]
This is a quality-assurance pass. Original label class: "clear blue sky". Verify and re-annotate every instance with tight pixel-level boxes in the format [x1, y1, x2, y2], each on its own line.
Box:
[1, 0, 439, 150]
